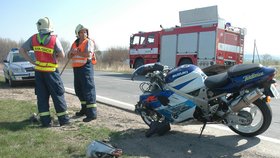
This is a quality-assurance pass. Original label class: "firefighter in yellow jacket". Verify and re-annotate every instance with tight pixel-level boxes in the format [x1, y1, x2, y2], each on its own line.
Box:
[19, 17, 70, 127]
[68, 24, 97, 122]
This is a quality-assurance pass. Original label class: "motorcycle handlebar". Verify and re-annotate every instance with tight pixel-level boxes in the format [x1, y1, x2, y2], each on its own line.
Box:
[131, 63, 168, 81]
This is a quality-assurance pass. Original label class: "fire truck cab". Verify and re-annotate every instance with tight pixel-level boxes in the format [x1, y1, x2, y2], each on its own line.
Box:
[129, 6, 246, 74]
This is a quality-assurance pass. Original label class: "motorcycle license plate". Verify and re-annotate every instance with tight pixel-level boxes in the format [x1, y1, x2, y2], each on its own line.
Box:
[270, 84, 280, 99]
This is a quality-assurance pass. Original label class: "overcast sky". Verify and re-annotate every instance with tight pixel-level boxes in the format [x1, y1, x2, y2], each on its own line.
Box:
[0, 0, 279, 55]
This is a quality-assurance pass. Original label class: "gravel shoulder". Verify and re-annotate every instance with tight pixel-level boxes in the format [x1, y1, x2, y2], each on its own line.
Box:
[1, 84, 279, 158]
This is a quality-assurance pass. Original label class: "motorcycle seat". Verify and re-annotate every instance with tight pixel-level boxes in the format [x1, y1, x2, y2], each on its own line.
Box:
[205, 72, 229, 89]
[228, 64, 263, 77]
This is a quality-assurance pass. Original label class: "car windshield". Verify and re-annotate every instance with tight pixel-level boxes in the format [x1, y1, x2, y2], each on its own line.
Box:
[28, 51, 35, 61]
[12, 52, 35, 62]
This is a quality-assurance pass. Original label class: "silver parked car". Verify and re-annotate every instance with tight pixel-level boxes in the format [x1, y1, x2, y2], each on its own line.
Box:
[3, 48, 35, 87]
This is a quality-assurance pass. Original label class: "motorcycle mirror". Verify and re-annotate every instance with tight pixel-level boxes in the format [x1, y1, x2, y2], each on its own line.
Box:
[153, 63, 164, 71]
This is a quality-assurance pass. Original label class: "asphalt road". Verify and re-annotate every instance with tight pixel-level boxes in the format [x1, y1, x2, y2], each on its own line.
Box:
[60, 69, 280, 141]
[1, 68, 280, 156]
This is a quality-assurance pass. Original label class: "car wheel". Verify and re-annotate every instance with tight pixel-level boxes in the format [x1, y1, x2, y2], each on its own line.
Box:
[8, 79, 15, 87]
[179, 58, 192, 66]
[4, 73, 9, 83]
[134, 59, 144, 69]
[5, 78, 9, 83]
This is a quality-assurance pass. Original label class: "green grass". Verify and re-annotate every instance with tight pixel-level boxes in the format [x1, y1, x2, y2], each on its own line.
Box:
[0, 76, 7, 87]
[0, 76, 123, 158]
[58, 61, 133, 74]
[0, 99, 120, 158]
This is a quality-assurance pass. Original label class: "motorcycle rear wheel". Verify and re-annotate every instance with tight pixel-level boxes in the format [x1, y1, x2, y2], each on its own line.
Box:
[228, 99, 272, 137]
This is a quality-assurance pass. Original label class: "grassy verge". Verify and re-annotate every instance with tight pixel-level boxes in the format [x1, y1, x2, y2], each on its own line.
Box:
[58, 61, 133, 74]
[94, 62, 133, 74]
[0, 99, 122, 158]
[0, 77, 122, 158]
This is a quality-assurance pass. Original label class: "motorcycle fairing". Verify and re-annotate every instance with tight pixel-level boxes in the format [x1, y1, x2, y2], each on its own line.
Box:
[166, 64, 207, 93]
[156, 96, 196, 123]
[165, 64, 199, 83]
[139, 89, 197, 123]
[139, 90, 173, 109]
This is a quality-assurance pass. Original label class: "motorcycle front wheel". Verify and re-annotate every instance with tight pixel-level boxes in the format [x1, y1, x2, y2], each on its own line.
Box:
[140, 109, 164, 127]
[228, 99, 272, 137]
[136, 103, 164, 127]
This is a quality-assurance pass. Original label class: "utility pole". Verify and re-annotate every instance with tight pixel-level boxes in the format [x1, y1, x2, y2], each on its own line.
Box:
[252, 39, 261, 63]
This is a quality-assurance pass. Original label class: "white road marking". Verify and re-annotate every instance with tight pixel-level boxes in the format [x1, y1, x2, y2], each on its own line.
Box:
[65, 87, 280, 145]
[208, 124, 280, 144]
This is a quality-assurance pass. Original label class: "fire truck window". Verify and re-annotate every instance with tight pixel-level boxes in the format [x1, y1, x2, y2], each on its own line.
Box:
[132, 36, 140, 45]
[140, 36, 145, 44]
[147, 34, 155, 44]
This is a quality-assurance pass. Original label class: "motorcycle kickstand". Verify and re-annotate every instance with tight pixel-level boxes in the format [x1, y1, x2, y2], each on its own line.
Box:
[199, 122, 207, 138]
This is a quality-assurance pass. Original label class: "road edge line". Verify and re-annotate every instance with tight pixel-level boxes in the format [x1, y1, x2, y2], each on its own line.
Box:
[65, 87, 280, 145]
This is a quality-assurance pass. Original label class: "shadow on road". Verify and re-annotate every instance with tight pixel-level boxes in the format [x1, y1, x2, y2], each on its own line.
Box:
[110, 128, 261, 158]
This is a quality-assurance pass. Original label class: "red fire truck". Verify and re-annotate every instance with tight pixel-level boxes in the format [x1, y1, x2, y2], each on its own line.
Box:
[129, 6, 246, 74]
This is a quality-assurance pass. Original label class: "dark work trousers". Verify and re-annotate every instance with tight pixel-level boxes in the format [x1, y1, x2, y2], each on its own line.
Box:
[35, 69, 69, 126]
[73, 60, 97, 118]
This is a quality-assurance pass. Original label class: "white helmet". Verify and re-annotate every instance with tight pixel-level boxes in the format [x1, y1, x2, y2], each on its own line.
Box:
[75, 24, 89, 37]
[86, 140, 122, 158]
[36, 17, 54, 34]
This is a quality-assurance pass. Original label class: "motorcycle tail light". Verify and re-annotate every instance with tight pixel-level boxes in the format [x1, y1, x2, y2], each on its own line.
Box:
[267, 73, 275, 82]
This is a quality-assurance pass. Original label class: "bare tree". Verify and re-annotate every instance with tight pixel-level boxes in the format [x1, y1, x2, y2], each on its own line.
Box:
[18, 39, 26, 47]
[0, 38, 19, 61]
[262, 54, 272, 65]
[59, 38, 71, 53]
[102, 47, 128, 66]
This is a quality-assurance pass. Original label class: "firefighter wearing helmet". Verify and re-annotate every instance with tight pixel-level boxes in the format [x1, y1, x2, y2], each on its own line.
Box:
[68, 24, 97, 122]
[19, 17, 70, 127]
[36, 17, 54, 34]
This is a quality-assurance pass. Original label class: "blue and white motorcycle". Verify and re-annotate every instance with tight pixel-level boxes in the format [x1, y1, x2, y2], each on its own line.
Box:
[131, 63, 279, 137]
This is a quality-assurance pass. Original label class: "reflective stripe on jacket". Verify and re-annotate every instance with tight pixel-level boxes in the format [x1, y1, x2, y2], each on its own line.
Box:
[71, 38, 96, 68]
[32, 34, 58, 72]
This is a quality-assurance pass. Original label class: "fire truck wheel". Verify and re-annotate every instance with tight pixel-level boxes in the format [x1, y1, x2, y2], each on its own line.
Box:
[179, 58, 192, 66]
[134, 59, 144, 69]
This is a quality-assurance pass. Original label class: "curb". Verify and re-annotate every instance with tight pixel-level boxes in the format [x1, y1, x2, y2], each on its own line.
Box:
[64, 87, 135, 114]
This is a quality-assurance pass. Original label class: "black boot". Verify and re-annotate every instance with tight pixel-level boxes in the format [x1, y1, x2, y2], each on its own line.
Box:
[145, 121, 170, 137]
[83, 107, 97, 122]
[82, 117, 96, 122]
[75, 104, 86, 116]
[40, 115, 52, 128]
[145, 121, 160, 137]
[58, 115, 71, 126]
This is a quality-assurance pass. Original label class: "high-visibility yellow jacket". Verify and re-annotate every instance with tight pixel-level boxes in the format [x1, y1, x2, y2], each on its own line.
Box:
[71, 38, 96, 67]
[32, 34, 58, 72]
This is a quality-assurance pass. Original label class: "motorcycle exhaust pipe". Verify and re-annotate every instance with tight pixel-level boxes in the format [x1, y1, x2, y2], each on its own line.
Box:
[230, 89, 263, 112]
